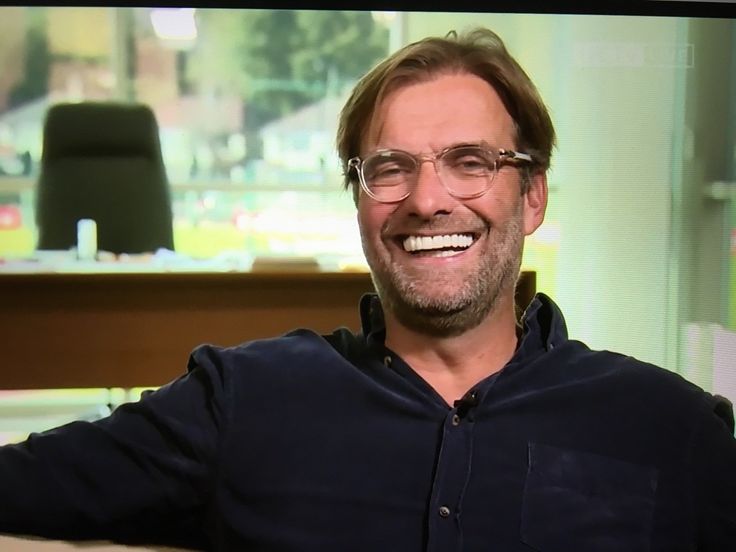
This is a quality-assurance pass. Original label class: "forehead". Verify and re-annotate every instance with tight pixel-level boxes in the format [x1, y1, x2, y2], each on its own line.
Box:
[365, 72, 515, 153]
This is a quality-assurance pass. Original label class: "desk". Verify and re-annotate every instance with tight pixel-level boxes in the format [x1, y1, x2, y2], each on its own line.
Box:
[0, 271, 373, 389]
[0, 270, 535, 390]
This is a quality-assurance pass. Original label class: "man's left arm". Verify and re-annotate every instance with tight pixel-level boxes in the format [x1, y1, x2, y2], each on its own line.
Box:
[694, 394, 736, 549]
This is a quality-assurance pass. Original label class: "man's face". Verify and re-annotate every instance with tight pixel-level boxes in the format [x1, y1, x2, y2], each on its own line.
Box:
[357, 72, 546, 336]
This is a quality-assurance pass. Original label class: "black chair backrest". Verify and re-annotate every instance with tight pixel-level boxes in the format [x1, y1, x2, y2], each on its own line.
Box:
[35, 102, 174, 254]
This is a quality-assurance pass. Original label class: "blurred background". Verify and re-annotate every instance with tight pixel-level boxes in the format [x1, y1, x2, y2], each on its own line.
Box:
[0, 7, 734, 441]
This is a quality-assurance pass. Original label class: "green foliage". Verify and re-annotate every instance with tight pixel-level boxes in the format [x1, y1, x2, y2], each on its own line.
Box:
[187, 9, 389, 130]
[9, 8, 50, 109]
[291, 11, 388, 91]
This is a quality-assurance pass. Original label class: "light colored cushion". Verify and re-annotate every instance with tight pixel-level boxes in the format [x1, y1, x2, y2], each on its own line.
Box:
[0, 534, 189, 551]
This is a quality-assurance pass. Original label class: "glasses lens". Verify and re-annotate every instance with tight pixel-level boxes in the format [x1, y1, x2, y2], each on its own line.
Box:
[439, 146, 497, 197]
[362, 151, 416, 201]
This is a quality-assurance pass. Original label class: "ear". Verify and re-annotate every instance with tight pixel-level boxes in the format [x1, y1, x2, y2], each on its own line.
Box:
[522, 172, 548, 236]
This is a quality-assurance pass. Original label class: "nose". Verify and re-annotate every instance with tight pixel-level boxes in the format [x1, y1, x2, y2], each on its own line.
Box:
[401, 159, 457, 218]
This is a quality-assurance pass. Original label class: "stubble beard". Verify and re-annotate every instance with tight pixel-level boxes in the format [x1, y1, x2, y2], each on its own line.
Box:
[364, 202, 525, 337]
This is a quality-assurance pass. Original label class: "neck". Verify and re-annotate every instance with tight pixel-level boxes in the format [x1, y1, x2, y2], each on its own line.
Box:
[384, 291, 519, 406]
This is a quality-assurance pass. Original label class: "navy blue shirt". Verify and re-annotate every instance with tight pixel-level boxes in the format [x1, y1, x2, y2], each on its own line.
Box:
[1, 293, 735, 551]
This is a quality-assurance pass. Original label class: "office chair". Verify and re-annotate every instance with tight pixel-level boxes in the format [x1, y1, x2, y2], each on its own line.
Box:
[35, 102, 175, 254]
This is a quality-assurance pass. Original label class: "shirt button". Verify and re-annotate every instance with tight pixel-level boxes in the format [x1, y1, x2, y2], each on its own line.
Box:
[451, 414, 460, 426]
[383, 355, 392, 367]
[438, 505, 451, 518]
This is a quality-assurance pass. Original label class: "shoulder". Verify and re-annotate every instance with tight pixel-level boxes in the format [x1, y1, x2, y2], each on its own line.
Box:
[178, 327, 382, 428]
[185, 326, 365, 384]
[555, 340, 730, 430]
[522, 294, 730, 431]
[559, 340, 702, 397]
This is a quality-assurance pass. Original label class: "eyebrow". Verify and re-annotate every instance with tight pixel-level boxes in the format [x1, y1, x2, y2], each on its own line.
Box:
[441, 141, 489, 150]
[372, 140, 493, 155]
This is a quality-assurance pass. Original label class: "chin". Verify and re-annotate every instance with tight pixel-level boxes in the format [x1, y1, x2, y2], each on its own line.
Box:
[394, 300, 492, 337]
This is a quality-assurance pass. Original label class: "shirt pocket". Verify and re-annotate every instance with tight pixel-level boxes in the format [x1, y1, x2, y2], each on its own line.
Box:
[521, 442, 658, 552]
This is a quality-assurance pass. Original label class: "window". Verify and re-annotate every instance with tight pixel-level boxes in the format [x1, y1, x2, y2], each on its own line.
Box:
[0, 7, 391, 266]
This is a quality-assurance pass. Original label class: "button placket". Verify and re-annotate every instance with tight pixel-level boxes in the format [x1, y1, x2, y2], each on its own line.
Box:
[425, 408, 476, 551]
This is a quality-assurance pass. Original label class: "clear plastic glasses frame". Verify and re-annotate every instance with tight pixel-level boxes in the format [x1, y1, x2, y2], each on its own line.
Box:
[347, 142, 534, 203]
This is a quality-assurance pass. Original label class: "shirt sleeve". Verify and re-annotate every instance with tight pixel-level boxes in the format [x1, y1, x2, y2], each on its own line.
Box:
[694, 393, 736, 550]
[0, 358, 226, 548]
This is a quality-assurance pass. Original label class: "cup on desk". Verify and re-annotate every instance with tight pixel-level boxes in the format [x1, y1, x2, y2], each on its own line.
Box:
[77, 218, 97, 261]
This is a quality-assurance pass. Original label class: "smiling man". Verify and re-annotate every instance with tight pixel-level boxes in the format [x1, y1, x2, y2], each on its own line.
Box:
[344, 67, 547, 404]
[0, 27, 735, 552]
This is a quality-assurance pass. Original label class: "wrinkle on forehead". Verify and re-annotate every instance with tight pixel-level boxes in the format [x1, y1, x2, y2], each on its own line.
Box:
[363, 73, 517, 156]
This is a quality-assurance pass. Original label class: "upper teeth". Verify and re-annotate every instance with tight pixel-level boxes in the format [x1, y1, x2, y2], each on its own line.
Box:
[403, 234, 474, 252]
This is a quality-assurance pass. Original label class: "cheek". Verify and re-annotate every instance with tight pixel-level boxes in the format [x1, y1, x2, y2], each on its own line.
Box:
[357, 200, 393, 241]
[464, 193, 517, 227]
[356, 206, 373, 242]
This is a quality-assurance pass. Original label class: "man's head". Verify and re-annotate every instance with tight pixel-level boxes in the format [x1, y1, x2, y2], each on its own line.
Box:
[337, 28, 555, 336]
[337, 27, 555, 201]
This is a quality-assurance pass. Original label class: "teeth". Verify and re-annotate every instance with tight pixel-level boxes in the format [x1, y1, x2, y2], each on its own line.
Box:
[402, 234, 474, 253]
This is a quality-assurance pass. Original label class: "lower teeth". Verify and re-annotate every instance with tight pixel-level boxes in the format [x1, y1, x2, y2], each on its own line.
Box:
[412, 248, 466, 257]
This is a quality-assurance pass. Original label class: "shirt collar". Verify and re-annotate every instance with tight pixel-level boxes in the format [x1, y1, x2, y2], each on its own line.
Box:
[359, 293, 386, 348]
[517, 292, 568, 355]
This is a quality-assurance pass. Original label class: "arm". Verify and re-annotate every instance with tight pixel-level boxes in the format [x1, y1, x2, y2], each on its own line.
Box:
[694, 394, 736, 550]
[0, 362, 225, 549]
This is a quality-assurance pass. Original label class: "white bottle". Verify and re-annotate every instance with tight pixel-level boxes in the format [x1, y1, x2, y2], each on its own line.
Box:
[77, 218, 97, 261]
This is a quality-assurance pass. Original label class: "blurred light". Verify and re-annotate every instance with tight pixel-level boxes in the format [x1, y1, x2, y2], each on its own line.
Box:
[529, 221, 561, 246]
[150, 8, 197, 42]
[233, 210, 250, 232]
[371, 11, 397, 26]
[202, 193, 216, 210]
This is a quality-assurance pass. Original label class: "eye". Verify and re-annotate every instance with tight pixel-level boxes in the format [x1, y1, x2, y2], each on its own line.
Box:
[457, 157, 489, 171]
[373, 163, 407, 178]
[443, 147, 494, 176]
[365, 154, 415, 185]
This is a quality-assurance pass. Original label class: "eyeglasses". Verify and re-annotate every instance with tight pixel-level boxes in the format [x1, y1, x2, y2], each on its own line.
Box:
[347, 142, 534, 203]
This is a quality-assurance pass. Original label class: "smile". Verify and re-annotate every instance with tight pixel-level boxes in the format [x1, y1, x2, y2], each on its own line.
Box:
[402, 233, 476, 256]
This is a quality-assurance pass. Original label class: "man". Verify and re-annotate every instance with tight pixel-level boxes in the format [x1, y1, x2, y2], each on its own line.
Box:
[1, 27, 735, 551]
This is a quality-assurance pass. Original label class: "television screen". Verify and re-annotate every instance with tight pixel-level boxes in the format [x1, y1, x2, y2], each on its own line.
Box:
[0, 2, 733, 435]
